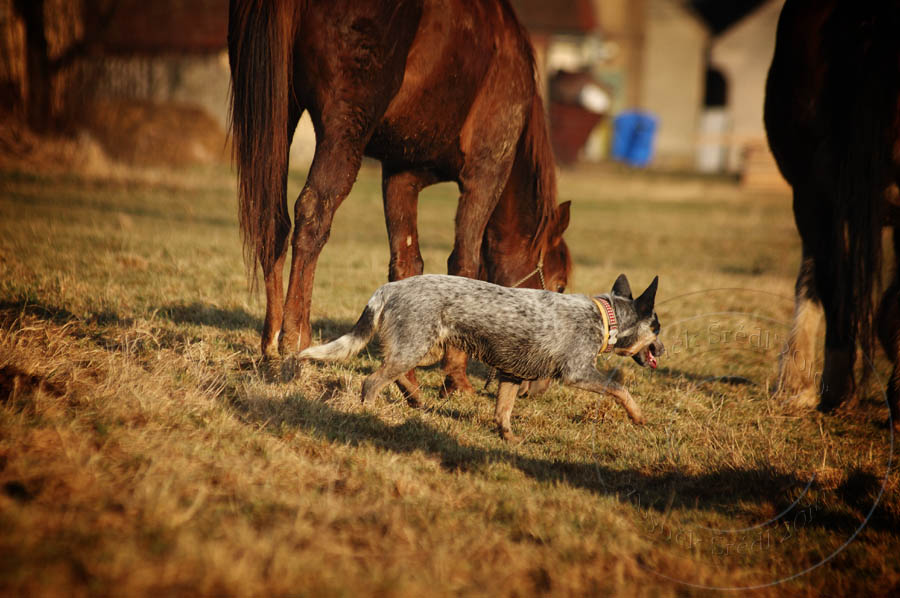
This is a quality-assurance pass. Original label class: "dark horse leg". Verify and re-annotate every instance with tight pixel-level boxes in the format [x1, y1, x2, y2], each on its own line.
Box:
[877, 227, 900, 432]
[776, 185, 856, 409]
[442, 167, 519, 395]
[382, 168, 433, 281]
[775, 188, 823, 408]
[775, 247, 821, 408]
[382, 168, 436, 405]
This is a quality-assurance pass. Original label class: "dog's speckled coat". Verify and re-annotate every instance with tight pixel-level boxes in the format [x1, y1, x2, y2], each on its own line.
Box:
[301, 274, 663, 440]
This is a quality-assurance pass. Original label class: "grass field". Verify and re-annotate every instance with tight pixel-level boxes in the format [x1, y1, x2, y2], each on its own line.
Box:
[0, 163, 897, 597]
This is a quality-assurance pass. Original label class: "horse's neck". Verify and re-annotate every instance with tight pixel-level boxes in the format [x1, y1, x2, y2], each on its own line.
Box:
[487, 153, 553, 245]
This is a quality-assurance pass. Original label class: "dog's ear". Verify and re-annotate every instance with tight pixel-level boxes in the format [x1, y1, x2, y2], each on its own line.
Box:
[551, 201, 571, 245]
[635, 276, 659, 316]
[612, 274, 632, 299]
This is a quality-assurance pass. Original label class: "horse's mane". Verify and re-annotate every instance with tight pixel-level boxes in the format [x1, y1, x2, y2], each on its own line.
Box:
[506, 8, 560, 249]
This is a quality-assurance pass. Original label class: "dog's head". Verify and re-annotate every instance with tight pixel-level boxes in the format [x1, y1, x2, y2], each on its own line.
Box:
[609, 274, 664, 369]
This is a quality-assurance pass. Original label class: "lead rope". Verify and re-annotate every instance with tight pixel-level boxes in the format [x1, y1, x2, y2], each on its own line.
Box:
[484, 248, 546, 390]
[508, 248, 546, 290]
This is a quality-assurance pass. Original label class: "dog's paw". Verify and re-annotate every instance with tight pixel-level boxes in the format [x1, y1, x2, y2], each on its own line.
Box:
[630, 413, 647, 426]
[499, 428, 519, 443]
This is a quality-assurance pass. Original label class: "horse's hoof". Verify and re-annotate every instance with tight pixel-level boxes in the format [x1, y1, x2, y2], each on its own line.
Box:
[818, 387, 857, 413]
[440, 377, 474, 398]
[774, 385, 819, 411]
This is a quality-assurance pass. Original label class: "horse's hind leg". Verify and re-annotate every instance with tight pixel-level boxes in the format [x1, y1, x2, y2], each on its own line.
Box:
[279, 136, 365, 356]
[775, 248, 822, 408]
[877, 229, 900, 432]
[776, 186, 827, 408]
[261, 105, 303, 359]
[383, 168, 436, 403]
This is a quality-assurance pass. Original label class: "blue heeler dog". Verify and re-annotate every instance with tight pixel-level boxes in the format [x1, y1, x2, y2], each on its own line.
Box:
[300, 273, 663, 440]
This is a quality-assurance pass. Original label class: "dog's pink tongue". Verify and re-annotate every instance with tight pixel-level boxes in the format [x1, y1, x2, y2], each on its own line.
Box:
[648, 352, 657, 369]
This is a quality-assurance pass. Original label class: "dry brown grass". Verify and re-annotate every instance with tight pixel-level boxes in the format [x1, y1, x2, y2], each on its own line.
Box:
[0, 163, 897, 597]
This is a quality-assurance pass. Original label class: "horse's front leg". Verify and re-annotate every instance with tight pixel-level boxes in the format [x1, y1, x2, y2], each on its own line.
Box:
[382, 168, 435, 402]
[441, 184, 506, 396]
[383, 168, 436, 281]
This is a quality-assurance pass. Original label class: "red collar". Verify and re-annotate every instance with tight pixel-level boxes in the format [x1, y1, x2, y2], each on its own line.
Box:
[591, 295, 618, 353]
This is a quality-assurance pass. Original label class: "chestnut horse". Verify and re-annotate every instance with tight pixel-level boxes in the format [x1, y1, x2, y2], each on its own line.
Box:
[765, 0, 900, 429]
[228, 0, 572, 393]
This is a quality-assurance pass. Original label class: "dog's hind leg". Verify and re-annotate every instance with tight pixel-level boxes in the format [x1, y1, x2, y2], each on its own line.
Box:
[362, 363, 411, 404]
[361, 343, 433, 405]
[565, 368, 646, 425]
[494, 379, 521, 441]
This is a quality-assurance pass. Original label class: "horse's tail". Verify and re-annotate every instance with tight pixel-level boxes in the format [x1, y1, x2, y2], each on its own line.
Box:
[821, 2, 899, 366]
[227, 0, 299, 283]
[299, 289, 385, 362]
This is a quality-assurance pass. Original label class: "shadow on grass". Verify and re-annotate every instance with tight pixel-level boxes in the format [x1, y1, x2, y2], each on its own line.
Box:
[223, 389, 897, 535]
[160, 302, 261, 331]
[0, 299, 131, 328]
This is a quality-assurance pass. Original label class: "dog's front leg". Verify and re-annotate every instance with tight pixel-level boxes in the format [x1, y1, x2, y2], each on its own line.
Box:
[566, 369, 646, 425]
[495, 380, 521, 441]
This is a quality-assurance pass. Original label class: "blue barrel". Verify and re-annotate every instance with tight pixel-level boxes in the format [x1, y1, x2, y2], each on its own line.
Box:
[612, 111, 658, 167]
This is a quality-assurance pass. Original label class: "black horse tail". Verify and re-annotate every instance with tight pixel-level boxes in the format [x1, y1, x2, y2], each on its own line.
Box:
[227, 0, 299, 285]
[819, 2, 900, 376]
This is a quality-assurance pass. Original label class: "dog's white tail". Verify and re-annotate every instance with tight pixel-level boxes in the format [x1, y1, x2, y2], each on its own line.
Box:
[299, 289, 385, 362]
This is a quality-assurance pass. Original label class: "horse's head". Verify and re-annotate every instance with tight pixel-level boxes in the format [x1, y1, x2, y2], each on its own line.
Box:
[482, 200, 572, 292]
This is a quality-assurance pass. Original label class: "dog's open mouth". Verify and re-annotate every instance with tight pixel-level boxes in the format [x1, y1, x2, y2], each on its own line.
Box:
[637, 345, 658, 369]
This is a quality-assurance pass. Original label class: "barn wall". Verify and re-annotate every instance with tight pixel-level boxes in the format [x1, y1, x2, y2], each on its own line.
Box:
[639, 0, 709, 169]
